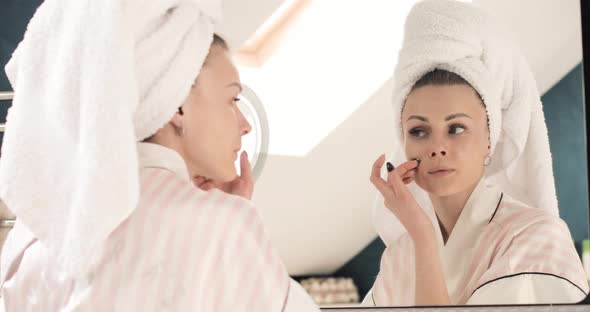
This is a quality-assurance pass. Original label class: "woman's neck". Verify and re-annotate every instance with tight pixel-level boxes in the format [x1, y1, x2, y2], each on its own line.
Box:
[148, 131, 202, 179]
[428, 181, 480, 243]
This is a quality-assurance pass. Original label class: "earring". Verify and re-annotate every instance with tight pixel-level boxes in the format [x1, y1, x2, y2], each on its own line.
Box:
[174, 107, 185, 137]
[484, 155, 492, 166]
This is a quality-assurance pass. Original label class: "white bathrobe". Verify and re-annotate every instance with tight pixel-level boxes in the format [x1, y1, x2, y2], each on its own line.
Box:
[363, 179, 588, 306]
[0, 143, 319, 312]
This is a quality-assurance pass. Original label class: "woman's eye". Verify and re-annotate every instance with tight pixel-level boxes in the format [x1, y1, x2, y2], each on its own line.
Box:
[449, 124, 466, 135]
[409, 128, 426, 138]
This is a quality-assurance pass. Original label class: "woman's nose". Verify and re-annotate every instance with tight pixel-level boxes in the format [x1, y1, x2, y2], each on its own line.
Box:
[429, 137, 448, 158]
[429, 150, 447, 157]
[242, 123, 251, 136]
[239, 112, 252, 136]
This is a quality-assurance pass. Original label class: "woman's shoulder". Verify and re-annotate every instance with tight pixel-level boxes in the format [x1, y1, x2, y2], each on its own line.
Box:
[490, 191, 566, 234]
[104, 168, 262, 266]
[112, 167, 259, 245]
[138, 167, 255, 214]
[485, 191, 578, 270]
[477, 192, 587, 297]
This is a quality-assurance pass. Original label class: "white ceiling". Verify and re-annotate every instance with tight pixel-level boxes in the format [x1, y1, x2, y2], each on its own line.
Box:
[216, 0, 285, 51]
[218, 0, 583, 94]
[216, 0, 585, 275]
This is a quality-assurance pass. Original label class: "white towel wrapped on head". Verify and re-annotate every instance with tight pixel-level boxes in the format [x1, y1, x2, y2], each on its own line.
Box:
[0, 0, 221, 278]
[374, 0, 558, 244]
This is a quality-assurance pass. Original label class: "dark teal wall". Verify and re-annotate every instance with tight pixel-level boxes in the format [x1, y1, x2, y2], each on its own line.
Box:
[1, 1, 43, 89]
[333, 238, 385, 300]
[543, 64, 589, 245]
[0, 1, 44, 146]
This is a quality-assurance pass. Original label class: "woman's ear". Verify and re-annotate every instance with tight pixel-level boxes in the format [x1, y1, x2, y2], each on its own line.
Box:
[170, 110, 183, 129]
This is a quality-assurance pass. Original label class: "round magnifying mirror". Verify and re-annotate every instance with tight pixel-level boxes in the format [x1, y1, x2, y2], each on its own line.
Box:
[234, 84, 269, 181]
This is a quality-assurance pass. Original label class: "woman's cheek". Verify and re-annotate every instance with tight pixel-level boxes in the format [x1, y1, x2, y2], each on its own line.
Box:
[404, 138, 423, 159]
[451, 139, 485, 173]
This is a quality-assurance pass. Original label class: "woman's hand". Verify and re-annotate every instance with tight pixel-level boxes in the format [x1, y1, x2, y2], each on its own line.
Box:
[370, 154, 450, 305]
[370, 154, 433, 241]
[193, 151, 254, 200]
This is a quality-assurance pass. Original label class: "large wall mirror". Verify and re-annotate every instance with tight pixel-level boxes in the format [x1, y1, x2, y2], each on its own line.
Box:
[2, 0, 590, 309]
[229, 0, 590, 308]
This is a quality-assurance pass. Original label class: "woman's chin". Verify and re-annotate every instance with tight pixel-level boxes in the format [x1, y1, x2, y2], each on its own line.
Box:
[203, 165, 237, 183]
[416, 176, 481, 197]
[219, 167, 238, 182]
[416, 179, 460, 197]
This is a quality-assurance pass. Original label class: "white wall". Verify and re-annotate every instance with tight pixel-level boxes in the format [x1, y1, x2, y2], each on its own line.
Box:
[253, 78, 396, 275]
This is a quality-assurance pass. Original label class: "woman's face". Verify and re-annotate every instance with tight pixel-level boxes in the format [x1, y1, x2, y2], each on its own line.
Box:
[176, 44, 251, 182]
[401, 84, 489, 197]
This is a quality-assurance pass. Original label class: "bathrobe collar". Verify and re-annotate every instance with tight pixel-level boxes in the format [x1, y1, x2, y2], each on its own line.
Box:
[137, 142, 191, 183]
[432, 178, 503, 299]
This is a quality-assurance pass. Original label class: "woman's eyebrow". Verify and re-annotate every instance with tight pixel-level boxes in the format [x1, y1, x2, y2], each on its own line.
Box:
[407, 115, 428, 122]
[227, 82, 243, 92]
[445, 113, 471, 121]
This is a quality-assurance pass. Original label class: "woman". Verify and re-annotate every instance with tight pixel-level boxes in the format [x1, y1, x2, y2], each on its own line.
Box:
[364, 0, 588, 306]
[0, 1, 318, 311]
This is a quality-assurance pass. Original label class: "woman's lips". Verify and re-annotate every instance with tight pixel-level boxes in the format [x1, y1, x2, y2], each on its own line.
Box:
[427, 167, 455, 177]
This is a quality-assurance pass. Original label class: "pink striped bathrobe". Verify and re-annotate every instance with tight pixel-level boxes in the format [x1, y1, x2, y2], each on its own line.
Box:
[364, 181, 589, 306]
[0, 143, 318, 311]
